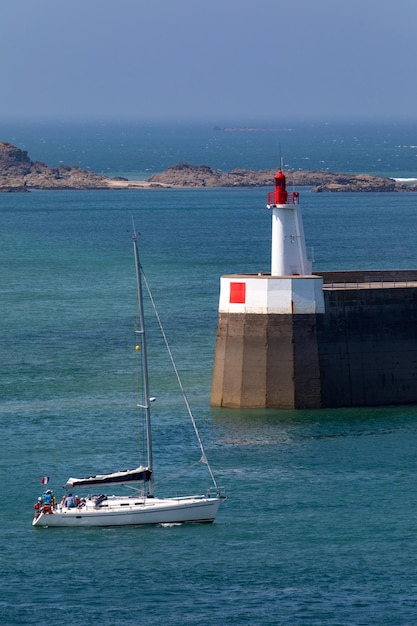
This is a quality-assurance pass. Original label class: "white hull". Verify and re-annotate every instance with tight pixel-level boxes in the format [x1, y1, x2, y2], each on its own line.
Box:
[33, 494, 221, 528]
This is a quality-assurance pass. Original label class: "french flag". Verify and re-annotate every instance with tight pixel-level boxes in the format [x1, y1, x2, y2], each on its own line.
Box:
[41, 476, 50, 485]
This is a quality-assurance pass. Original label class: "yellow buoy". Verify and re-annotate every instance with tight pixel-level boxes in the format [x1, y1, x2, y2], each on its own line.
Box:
[135, 345, 140, 351]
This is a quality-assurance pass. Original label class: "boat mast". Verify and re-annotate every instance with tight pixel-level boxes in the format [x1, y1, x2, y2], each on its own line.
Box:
[132, 233, 154, 496]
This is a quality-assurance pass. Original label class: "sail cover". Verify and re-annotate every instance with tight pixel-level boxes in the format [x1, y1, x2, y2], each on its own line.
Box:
[64, 466, 152, 489]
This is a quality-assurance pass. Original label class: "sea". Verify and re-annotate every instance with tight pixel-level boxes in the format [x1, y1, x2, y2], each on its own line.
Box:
[1, 118, 417, 625]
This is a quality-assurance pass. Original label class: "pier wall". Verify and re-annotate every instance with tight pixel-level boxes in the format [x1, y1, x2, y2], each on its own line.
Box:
[211, 312, 322, 408]
[317, 279, 417, 408]
[211, 270, 417, 409]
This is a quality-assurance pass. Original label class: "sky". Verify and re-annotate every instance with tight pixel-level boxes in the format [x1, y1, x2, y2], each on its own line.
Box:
[1, 0, 416, 122]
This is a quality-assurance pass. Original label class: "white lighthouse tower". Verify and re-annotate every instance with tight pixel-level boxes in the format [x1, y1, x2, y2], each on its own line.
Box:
[267, 167, 311, 276]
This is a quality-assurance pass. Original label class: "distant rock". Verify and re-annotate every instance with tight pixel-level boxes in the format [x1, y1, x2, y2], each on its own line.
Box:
[0, 142, 113, 190]
[148, 162, 416, 192]
[311, 173, 404, 193]
[148, 162, 273, 187]
[0, 142, 168, 191]
[1, 143, 415, 193]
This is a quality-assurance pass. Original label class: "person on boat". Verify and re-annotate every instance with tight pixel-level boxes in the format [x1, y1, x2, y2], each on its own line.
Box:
[33, 497, 43, 519]
[63, 493, 77, 508]
[34, 497, 42, 511]
[41, 489, 53, 505]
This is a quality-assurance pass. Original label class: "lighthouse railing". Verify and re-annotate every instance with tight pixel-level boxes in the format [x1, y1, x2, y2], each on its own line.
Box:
[267, 191, 300, 205]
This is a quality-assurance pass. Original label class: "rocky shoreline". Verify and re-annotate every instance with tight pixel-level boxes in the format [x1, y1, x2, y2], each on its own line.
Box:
[147, 162, 417, 192]
[1, 142, 416, 193]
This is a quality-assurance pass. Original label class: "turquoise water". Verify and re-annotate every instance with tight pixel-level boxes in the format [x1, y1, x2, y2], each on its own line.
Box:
[2, 124, 417, 624]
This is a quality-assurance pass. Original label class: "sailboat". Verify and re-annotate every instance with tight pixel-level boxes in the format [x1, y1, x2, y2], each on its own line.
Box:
[32, 232, 224, 527]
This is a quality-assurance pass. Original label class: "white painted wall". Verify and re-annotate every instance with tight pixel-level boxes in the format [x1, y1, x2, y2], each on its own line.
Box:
[218, 275, 325, 314]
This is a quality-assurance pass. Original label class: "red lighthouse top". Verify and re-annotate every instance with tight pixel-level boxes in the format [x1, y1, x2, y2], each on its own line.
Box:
[267, 167, 299, 206]
[274, 170, 288, 205]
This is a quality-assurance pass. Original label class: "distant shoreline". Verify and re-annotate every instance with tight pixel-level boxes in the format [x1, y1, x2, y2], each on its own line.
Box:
[1, 142, 416, 193]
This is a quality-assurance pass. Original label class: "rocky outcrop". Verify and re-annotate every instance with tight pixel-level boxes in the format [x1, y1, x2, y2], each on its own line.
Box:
[1, 142, 416, 192]
[311, 173, 405, 192]
[148, 162, 274, 187]
[148, 162, 416, 192]
[0, 142, 113, 190]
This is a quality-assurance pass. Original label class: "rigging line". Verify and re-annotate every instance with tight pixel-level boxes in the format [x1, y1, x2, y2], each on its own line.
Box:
[153, 459, 203, 487]
[141, 269, 219, 491]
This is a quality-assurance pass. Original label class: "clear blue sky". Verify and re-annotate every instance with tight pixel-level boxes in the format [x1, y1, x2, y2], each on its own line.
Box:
[1, 0, 416, 122]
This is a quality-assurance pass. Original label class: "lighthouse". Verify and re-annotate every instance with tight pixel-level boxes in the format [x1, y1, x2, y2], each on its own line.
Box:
[211, 164, 417, 410]
[267, 168, 311, 276]
[211, 165, 324, 409]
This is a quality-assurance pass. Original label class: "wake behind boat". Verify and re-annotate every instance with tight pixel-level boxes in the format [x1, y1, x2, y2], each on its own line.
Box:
[32, 232, 224, 528]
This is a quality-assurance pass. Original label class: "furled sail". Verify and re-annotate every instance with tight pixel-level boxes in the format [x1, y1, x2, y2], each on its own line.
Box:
[64, 466, 152, 489]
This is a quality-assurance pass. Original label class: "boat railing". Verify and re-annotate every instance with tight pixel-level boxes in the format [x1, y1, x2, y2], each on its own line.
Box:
[170, 489, 224, 501]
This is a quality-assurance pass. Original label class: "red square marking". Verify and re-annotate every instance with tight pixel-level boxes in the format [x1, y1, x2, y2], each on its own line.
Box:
[230, 282, 246, 304]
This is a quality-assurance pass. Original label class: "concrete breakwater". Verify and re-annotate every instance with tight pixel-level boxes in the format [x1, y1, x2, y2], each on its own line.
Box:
[211, 270, 417, 409]
[317, 270, 417, 408]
